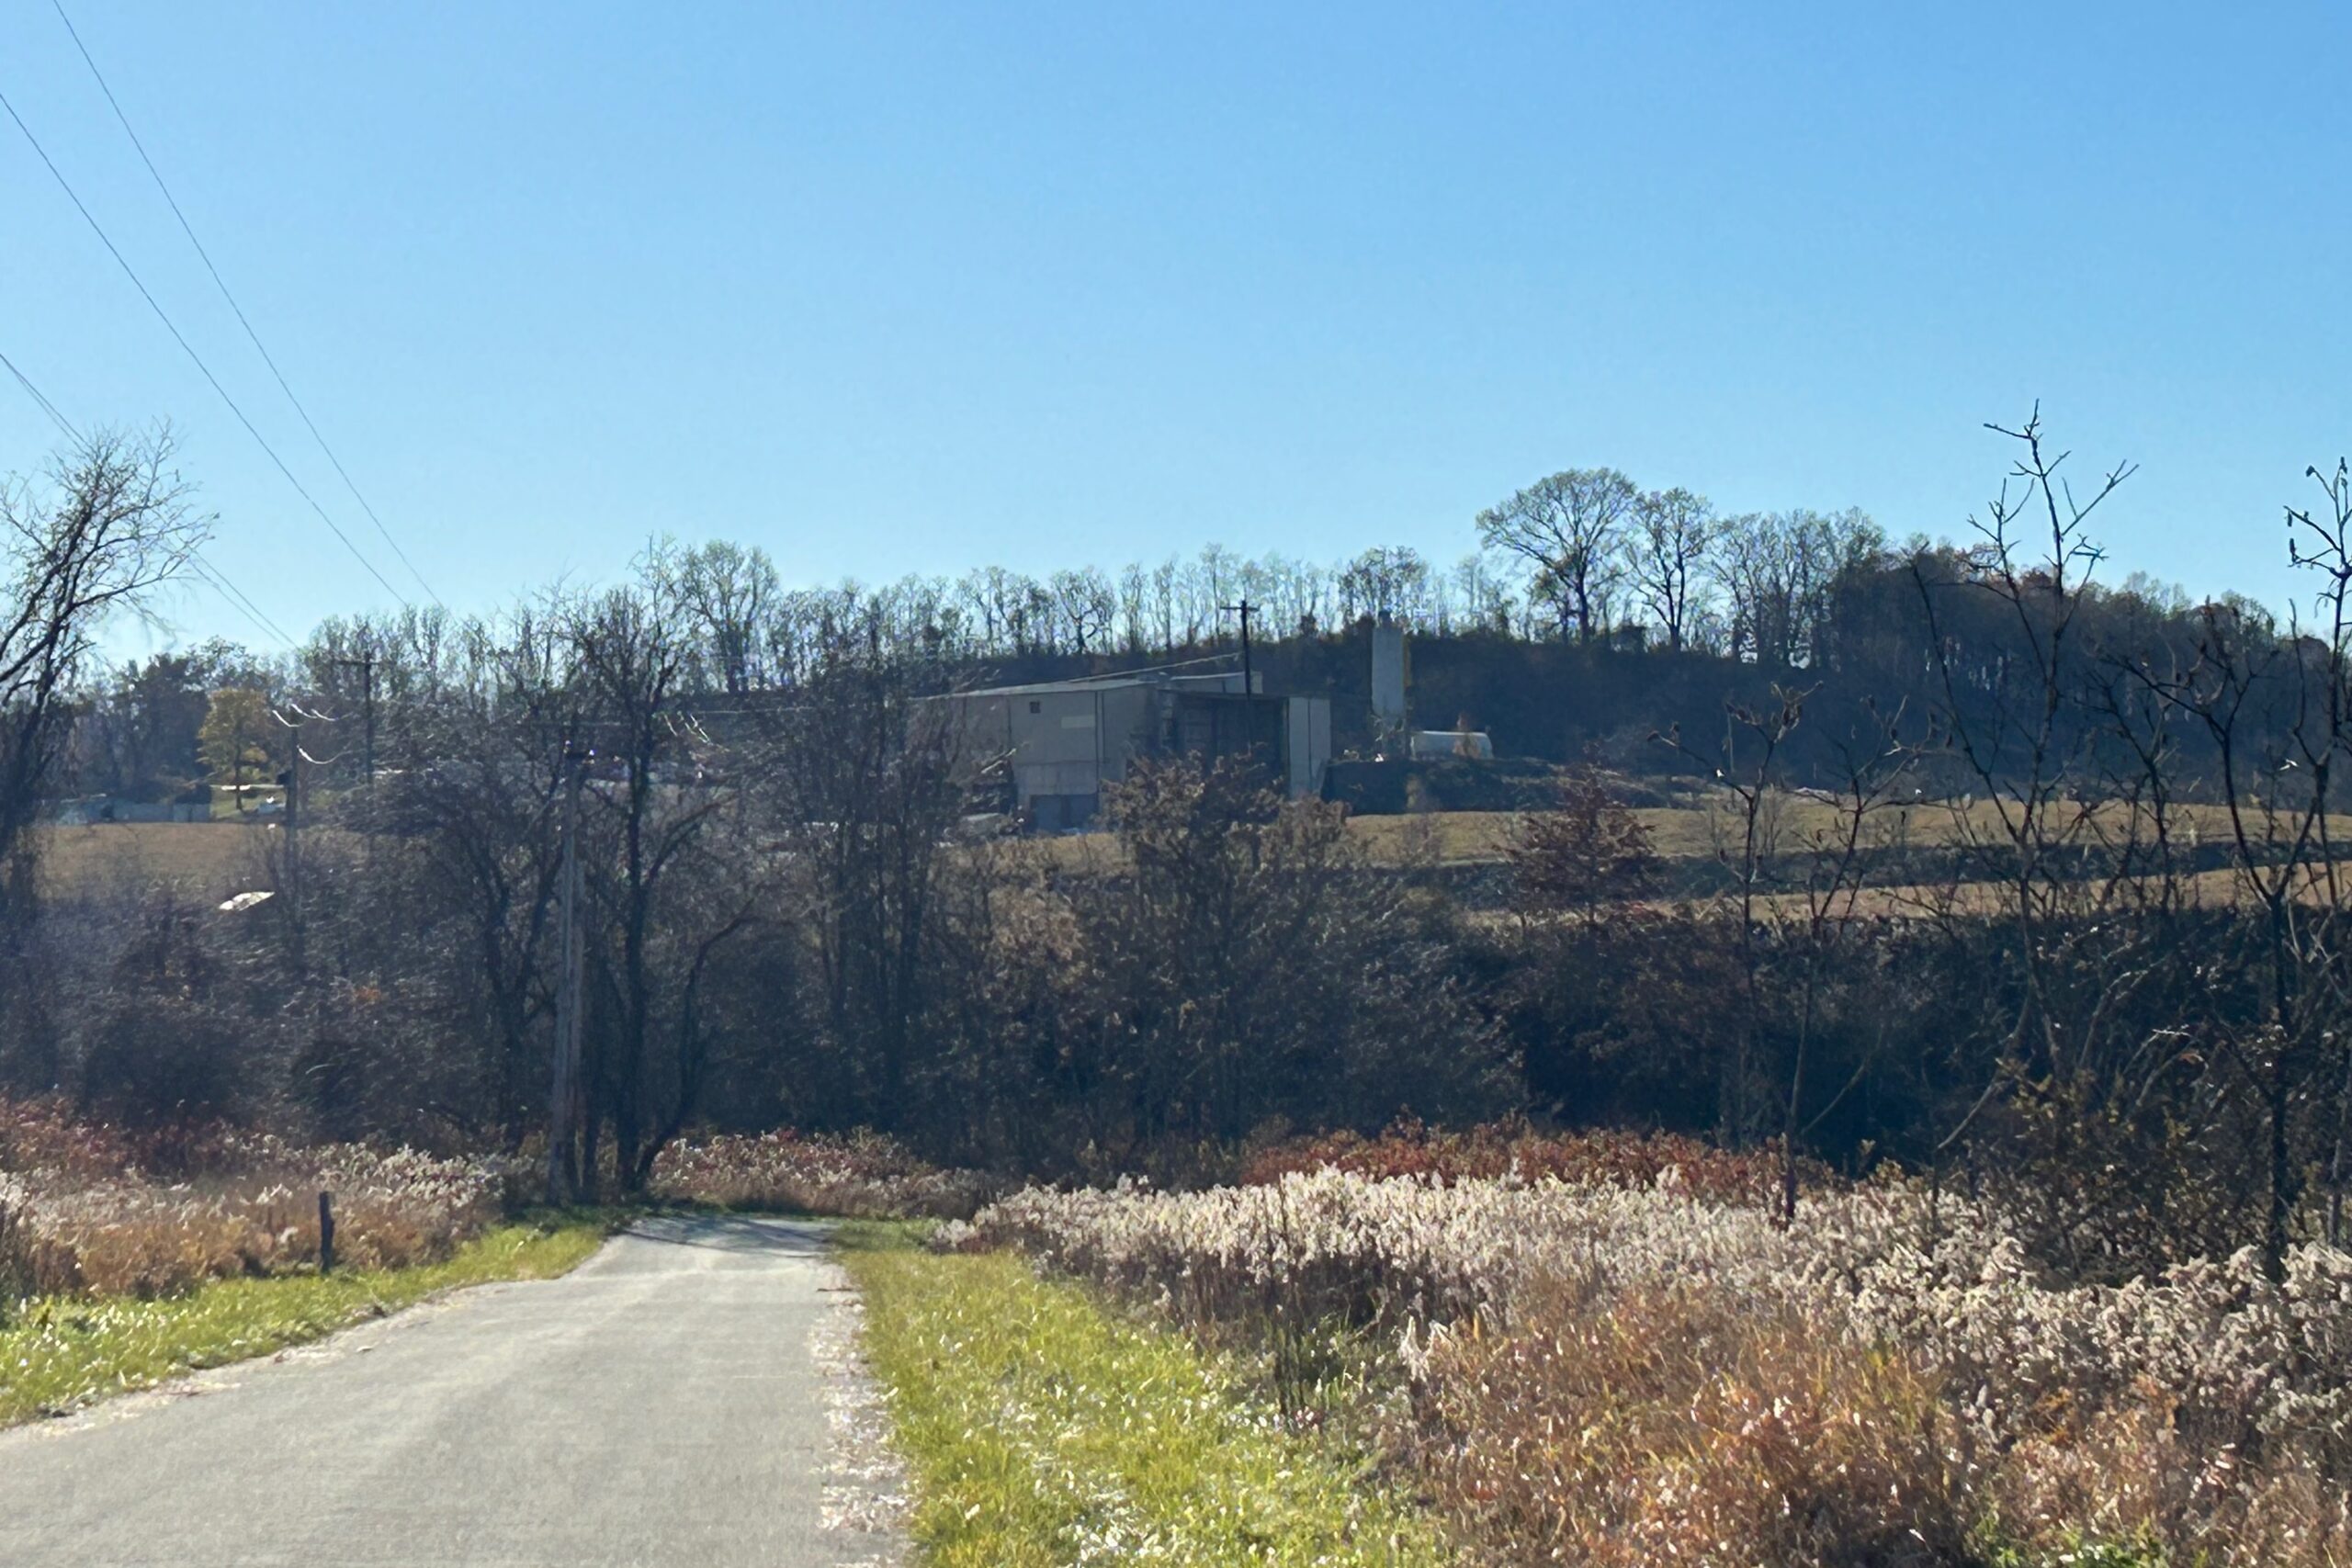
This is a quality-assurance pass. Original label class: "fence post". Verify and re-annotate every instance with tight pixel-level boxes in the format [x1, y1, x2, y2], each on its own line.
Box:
[318, 1190, 336, 1275]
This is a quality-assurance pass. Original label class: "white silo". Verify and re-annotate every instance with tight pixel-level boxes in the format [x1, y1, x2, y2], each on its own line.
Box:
[1371, 613, 1407, 734]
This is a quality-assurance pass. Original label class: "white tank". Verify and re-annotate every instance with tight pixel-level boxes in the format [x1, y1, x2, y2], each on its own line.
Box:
[1371, 615, 1406, 730]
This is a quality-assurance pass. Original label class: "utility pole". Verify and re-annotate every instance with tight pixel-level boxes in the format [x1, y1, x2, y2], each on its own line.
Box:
[284, 736, 299, 905]
[232, 705, 250, 814]
[271, 698, 334, 998]
[281, 725, 303, 971]
[334, 654, 377, 833]
[548, 742, 588, 1205]
[1220, 598, 1258, 694]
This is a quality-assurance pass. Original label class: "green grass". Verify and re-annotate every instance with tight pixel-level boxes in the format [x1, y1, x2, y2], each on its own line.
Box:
[1981, 1529, 2175, 1568]
[840, 1228, 1452, 1568]
[0, 1219, 606, 1427]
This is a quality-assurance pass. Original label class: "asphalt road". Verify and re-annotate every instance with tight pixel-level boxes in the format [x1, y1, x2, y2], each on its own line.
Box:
[0, 1215, 902, 1568]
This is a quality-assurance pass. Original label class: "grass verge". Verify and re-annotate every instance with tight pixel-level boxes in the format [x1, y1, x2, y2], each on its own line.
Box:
[0, 1218, 607, 1427]
[839, 1225, 1450, 1568]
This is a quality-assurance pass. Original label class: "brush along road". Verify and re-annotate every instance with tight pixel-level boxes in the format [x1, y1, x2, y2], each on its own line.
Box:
[0, 1216, 899, 1567]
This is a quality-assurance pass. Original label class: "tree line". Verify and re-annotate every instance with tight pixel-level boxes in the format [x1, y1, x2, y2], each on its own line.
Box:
[6, 416, 2352, 1290]
[58, 460, 2289, 799]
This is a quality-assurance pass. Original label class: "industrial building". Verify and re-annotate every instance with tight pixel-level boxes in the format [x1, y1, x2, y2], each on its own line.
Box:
[943, 669, 1332, 830]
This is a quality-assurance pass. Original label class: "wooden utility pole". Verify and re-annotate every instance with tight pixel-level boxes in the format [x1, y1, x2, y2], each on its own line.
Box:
[548, 743, 588, 1204]
[283, 730, 300, 910]
[281, 724, 306, 972]
[1220, 598, 1258, 694]
[231, 703, 251, 814]
[334, 653, 377, 832]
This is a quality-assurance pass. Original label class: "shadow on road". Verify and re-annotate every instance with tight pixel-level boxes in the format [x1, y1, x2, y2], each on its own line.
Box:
[619, 1213, 835, 1258]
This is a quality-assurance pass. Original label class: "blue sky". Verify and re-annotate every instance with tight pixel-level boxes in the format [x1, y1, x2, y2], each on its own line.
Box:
[3, 2, 2347, 658]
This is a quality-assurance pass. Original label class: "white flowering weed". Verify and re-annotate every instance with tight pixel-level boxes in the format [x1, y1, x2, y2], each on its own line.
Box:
[957, 1168, 2352, 1564]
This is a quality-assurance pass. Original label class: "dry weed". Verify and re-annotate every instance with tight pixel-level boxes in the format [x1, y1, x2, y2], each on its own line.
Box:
[957, 1159, 2352, 1565]
[649, 1130, 988, 1219]
[1, 1098, 505, 1301]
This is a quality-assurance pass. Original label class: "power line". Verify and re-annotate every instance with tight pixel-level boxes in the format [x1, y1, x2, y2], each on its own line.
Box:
[0, 85, 413, 609]
[2, 341, 300, 651]
[1, 347, 82, 439]
[187, 554, 301, 649]
[47, 0, 444, 610]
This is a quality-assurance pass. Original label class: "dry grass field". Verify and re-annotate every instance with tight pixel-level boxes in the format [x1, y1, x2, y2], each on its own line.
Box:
[34, 821, 286, 902]
[38, 795, 2352, 910]
[1030, 795, 2352, 874]
[1742, 859, 2352, 922]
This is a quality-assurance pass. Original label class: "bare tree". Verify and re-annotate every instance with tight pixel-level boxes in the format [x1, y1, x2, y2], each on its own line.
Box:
[1114, 562, 1149, 654]
[2289, 460, 2352, 1248]
[1911, 410, 2148, 1247]
[1773, 705, 1908, 1222]
[1338, 547, 1431, 626]
[1476, 468, 1636, 642]
[1051, 568, 1114, 656]
[1711, 512, 1779, 664]
[757, 624, 971, 1127]
[1150, 558, 1179, 651]
[1, 431, 205, 898]
[383, 612, 575, 1142]
[1661, 686, 1806, 1151]
[1449, 552, 1516, 636]
[2127, 459, 2352, 1272]
[1628, 487, 1714, 652]
[1710, 509, 1880, 668]
[664, 538, 780, 694]
[565, 567, 740, 1189]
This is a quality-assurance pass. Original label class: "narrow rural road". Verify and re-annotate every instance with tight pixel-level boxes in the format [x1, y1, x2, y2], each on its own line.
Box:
[0, 1216, 902, 1567]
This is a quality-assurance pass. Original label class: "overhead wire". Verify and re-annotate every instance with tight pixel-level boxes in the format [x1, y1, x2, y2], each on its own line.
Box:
[2, 341, 301, 651]
[0, 85, 413, 609]
[269, 704, 342, 727]
[46, 0, 444, 610]
[186, 555, 301, 650]
[1, 345, 79, 435]
[1044, 649, 1243, 684]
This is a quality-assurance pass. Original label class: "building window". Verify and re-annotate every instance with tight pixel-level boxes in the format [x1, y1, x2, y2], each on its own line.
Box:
[1029, 700, 1041, 714]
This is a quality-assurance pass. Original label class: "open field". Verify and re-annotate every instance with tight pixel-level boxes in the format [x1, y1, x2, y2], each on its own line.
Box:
[32, 820, 276, 901]
[31, 810, 1517, 892]
[1352, 796, 2352, 867]
[29, 819, 355, 902]
[1451, 862, 2352, 931]
[1741, 859, 2352, 922]
[36, 797, 2352, 910]
[1026, 795, 2352, 874]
